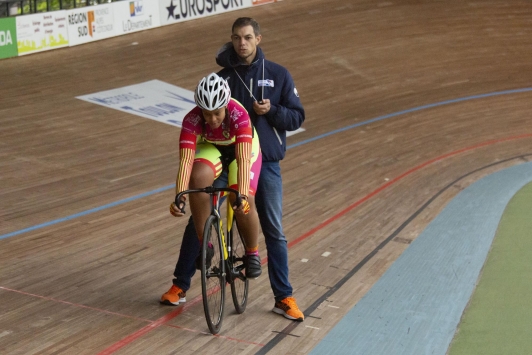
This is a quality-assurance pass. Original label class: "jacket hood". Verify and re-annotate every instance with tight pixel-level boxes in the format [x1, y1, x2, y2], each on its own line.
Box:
[215, 42, 265, 69]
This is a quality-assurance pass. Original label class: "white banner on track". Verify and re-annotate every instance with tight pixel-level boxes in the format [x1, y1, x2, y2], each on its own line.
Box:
[77, 80, 304, 135]
[77, 80, 196, 127]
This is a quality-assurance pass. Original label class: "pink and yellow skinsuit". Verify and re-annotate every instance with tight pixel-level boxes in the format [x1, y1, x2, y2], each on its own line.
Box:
[176, 98, 262, 199]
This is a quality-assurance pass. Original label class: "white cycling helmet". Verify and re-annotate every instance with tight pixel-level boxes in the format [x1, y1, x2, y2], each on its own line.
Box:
[194, 73, 231, 111]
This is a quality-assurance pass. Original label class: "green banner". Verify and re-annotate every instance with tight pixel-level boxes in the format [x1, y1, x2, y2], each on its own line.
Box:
[0, 18, 18, 59]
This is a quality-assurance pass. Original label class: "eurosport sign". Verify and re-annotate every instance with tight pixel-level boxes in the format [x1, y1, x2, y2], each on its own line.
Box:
[159, 0, 253, 26]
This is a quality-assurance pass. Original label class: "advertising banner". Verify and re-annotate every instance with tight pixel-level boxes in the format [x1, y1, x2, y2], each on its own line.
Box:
[76, 80, 197, 127]
[114, 0, 161, 35]
[16, 12, 69, 55]
[67, 4, 116, 46]
[0, 18, 18, 59]
[159, 0, 253, 26]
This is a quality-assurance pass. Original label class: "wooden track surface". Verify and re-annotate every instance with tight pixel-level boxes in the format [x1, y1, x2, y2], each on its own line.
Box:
[2, 0, 532, 354]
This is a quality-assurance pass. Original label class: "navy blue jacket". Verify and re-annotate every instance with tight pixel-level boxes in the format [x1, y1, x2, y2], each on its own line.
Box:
[216, 44, 305, 162]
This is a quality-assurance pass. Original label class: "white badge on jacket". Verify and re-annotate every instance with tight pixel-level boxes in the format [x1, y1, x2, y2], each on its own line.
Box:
[258, 79, 274, 87]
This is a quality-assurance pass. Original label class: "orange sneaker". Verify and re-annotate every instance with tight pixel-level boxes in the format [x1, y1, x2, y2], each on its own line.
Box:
[273, 297, 304, 321]
[160, 285, 186, 306]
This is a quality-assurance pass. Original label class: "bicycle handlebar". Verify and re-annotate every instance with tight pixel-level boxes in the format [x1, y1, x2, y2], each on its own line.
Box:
[174, 186, 242, 214]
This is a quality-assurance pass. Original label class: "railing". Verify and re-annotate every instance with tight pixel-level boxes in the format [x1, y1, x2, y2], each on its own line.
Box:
[0, 0, 114, 17]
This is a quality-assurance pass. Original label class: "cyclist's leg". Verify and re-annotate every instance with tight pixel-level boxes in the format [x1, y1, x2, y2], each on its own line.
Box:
[162, 158, 215, 305]
[228, 134, 262, 278]
[188, 142, 223, 242]
[227, 133, 262, 251]
[256, 161, 293, 301]
[189, 164, 215, 240]
[171, 170, 229, 291]
[173, 142, 227, 291]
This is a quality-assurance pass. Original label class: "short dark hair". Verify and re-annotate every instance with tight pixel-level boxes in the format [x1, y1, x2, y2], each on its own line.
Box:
[232, 17, 261, 36]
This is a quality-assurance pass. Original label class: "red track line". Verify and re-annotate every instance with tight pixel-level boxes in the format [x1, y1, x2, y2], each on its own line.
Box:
[96, 132, 532, 354]
[0, 286, 152, 323]
[289, 133, 532, 248]
[97, 133, 532, 354]
[5, 133, 531, 354]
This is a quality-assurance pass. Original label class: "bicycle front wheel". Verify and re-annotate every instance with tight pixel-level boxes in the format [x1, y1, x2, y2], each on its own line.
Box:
[229, 218, 248, 314]
[201, 215, 226, 334]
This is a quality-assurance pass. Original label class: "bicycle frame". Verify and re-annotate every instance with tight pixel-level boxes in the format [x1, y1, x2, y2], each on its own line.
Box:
[175, 186, 241, 260]
[175, 186, 248, 334]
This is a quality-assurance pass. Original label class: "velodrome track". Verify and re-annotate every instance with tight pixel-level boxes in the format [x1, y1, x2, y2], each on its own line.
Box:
[1, 0, 532, 354]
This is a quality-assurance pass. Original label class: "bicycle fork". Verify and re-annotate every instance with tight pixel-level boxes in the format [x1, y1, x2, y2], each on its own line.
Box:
[214, 208, 229, 261]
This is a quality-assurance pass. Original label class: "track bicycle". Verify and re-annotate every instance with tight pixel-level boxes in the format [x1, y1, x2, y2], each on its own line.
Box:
[175, 186, 249, 334]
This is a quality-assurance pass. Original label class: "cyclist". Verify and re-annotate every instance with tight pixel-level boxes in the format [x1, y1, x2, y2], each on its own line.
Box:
[169, 72, 262, 279]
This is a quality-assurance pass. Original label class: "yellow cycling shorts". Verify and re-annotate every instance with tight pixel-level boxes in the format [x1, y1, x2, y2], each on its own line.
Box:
[194, 128, 262, 196]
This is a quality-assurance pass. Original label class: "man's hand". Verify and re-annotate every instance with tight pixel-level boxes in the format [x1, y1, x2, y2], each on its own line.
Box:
[253, 99, 271, 116]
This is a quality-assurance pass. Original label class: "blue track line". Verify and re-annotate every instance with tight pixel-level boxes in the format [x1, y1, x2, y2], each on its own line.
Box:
[2, 87, 532, 241]
[289, 87, 532, 149]
[0, 186, 172, 240]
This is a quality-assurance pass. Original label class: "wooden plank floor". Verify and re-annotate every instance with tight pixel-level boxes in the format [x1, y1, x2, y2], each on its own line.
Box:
[2, 0, 532, 354]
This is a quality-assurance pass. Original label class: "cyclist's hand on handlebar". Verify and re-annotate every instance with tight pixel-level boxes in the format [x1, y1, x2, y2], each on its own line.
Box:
[170, 199, 186, 217]
[233, 196, 250, 215]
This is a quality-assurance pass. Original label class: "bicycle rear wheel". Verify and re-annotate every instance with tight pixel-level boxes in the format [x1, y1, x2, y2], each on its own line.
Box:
[201, 215, 225, 334]
[229, 218, 248, 314]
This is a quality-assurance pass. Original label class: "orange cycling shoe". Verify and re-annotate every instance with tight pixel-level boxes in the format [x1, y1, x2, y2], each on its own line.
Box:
[160, 285, 186, 306]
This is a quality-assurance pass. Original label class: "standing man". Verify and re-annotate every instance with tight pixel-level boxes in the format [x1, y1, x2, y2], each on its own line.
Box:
[161, 17, 306, 322]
